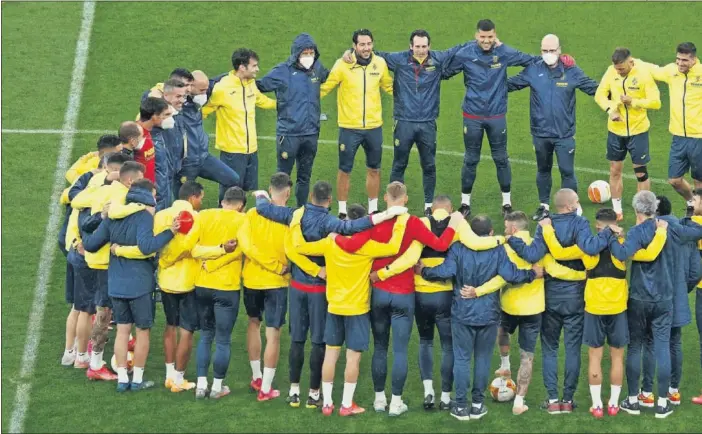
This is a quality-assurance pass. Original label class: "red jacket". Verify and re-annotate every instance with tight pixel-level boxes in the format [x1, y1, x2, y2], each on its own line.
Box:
[134, 128, 156, 183]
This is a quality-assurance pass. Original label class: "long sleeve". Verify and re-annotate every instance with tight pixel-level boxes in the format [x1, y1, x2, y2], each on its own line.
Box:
[671, 220, 702, 243]
[456, 220, 504, 250]
[291, 224, 328, 257]
[256, 65, 285, 93]
[357, 215, 409, 258]
[321, 214, 373, 236]
[237, 216, 285, 274]
[108, 202, 146, 219]
[608, 223, 655, 262]
[255, 87, 277, 109]
[201, 87, 223, 119]
[135, 213, 174, 255]
[191, 243, 226, 260]
[255, 199, 294, 225]
[504, 45, 539, 67]
[204, 246, 243, 273]
[595, 70, 617, 113]
[71, 187, 97, 210]
[81, 213, 103, 233]
[65, 153, 96, 184]
[319, 60, 343, 98]
[631, 73, 661, 110]
[376, 240, 422, 281]
[542, 224, 588, 260]
[373, 50, 405, 72]
[421, 245, 458, 281]
[507, 70, 531, 92]
[82, 219, 111, 253]
[575, 222, 614, 255]
[630, 228, 667, 261]
[496, 248, 537, 284]
[642, 61, 668, 83]
[575, 68, 599, 97]
[507, 230, 546, 263]
[409, 216, 455, 252]
[114, 245, 155, 259]
[542, 254, 586, 281]
[67, 172, 94, 201]
[285, 228, 322, 277]
[474, 275, 508, 297]
[379, 62, 393, 95]
[334, 230, 373, 253]
[688, 248, 702, 292]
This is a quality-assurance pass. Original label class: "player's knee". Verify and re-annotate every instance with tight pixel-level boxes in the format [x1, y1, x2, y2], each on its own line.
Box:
[668, 177, 683, 187]
[633, 165, 649, 182]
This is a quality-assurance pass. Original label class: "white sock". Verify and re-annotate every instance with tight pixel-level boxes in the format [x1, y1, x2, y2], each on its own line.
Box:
[132, 367, 144, 384]
[375, 391, 387, 403]
[541, 203, 550, 210]
[610, 385, 622, 406]
[309, 389, 320, 400]
[641, 390, 652, 397]
[262, 367, 275, 393]
[77, 351, 88, 362]
[472, 402, 482, 409]
[590, 384, 603, 408]
[174, 370, 184, 386]
[425, 203, 432, 210]
[629, 395, 638, 404]
[89, 351, 103, 370]
[289, 384, 300, 397]
[322, 382, 333, 407]
[390, 394, 403, 406]
[197, 376, 208, 390]
[338, 201, 347, 215]
[502, 192, 511, 206]
[212, 378, 223, 392]
[514, 394, 525, 408]
[500, 355, 511, 371]
[117, 367, 129, 383]
[64, 348, 75, 356]
[441, 391, 451, 404]
[165, 362, 176, 380]
[612, 198, 623, 214]
[669, 387, 678, 394]
[423, 379, 434, 397]
[250, 360, 262, 380]
[462, 193, 471, 206]
[658, 397, 668, 407]
[549, 398, 559, 404]
[342, 382, 357, 408]
[368, 198, 378, 214]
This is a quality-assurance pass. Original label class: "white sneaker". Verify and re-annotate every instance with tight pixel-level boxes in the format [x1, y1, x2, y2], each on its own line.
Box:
[61, 351, 76, 366]
[389, 401, 409, 416]
[374, 397, 388, 412]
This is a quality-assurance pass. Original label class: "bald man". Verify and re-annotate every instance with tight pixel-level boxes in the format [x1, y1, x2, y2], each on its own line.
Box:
[175, 70, 240, 201]
[507, 35, 598, 222]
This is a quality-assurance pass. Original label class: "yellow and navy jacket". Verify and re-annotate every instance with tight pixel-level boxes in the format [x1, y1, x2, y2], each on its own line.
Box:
[374, 209, 504, 293]
[192, 208, 246, 292]
[65, 151, 100, 185]
[238, 208, 291, 290]
[83, 181, 132, 270]
[290, 214, 409, 316]
[648, 61, 702, 138]
[203, 71, 276, 155]
[595, 58, 661, 137]
[320, 54, 393, 130]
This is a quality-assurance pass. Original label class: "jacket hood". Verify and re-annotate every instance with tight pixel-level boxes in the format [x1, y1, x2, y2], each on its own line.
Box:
[126, 187, 156, 208]
[288, 33, 319, 66]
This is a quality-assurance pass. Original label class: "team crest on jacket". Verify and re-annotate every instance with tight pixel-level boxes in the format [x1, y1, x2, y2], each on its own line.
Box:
[281, 151, 288, 159]
[372, 63, 378, 70]
[181, 176, 187, 183]
[340, 143, 346, 152]
[631, 78, 638, 86]
[394, 138, 400, 146]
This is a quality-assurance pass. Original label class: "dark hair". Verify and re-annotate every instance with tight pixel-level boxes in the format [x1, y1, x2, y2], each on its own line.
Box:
[139, 97, 169, 121]
[476, 19, 495, 32]
[347, 203, 367, 220]
[470, 215, 493, 236]
[118, 121, 141, 143]
[105, 152, 131, 166]
[223, 186, 246, 205]
[131, 178, 156, 192]
[163, 78, 186, 92]
[352, 29, 373, 44]
[169, 68, 194, 82]
[97, 134, 122, 151]
[311, 181, 332, 204]
[178, 181, 204, 200]
[232, 48, 259, 71]
[504, 211, 529, 230]
[595, 208, 618, 223]
[270, 172, 293, 192]
[410, 29, 431, 45]
[677, 42, 697, 57]
[119, 161, 145, 177]
[656, 195, 672, 216]
[694, 188, 702, 197]
[611, 47, 631, 64]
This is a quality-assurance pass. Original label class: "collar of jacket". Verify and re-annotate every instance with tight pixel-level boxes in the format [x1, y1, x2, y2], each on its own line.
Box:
[305, 203, 329, 213]
[126, 186, 156, 208]
[111, 181, 129, 194]
[228, 71, 252, 87]
[351, 53, 375, 69]
[170, 199, 194, 213]
[547, 61, 565, 78]
[431, 209, 449, 221]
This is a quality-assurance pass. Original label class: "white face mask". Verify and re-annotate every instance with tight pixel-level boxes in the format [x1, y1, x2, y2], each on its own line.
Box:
[192, 93, 208, 106]
[542, 52, 559, 66]
[135, 137, 146, 150]
[161, 116, 175, 130]
[299, 55, 315, 70]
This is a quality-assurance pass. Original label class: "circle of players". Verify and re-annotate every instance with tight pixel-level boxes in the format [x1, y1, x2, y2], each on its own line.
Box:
[58, 19, 702, 421]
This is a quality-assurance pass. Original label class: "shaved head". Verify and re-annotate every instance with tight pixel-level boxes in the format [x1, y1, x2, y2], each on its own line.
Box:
[432, 195, 452, 213]
[191, 70, 209, 95]
[554, 188, 579, 212]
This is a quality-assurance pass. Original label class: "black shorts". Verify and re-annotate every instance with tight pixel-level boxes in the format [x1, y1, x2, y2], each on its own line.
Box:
[500, 311, 542, 353]
[243, 287, 288, 329]
[93, 269, 111, 309]
[72, 266, 97, 315]
[584, 311, 629, 348]
[112, 292, 155, 329]
[606, 131, 650, 164]
[338, 127, 383, 173]
[161, 291, 199, 332]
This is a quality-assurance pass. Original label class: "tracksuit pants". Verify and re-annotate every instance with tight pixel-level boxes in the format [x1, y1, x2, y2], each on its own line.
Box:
[541, 299, 584, 402]
[533, 136, 577, 204]
[461, 116, 510, 195]
[642, 326, 682, 391]
[176, 154, 241, 203]
[390, 120, 437, 204]
[415, 291, 453, 393]
[452, 322, 498, 408]
[276, 134, 318, 208]
[195, 288, 240, 379]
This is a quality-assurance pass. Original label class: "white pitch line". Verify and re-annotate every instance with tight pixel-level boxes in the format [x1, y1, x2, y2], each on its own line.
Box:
[8, 2, 96, 433]
[2, 128, 668, 185]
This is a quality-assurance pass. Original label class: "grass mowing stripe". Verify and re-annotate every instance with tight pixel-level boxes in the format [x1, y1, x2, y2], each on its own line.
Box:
[8, 2, 96, 432]
[0, 128, 668, 186]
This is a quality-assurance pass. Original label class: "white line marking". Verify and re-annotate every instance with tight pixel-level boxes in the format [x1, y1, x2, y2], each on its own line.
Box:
[8, 2, 96, 432]
[1, 128, 668, 185]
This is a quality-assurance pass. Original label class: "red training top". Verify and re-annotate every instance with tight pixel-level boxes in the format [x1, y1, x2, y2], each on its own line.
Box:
[134, 128, 155, 183]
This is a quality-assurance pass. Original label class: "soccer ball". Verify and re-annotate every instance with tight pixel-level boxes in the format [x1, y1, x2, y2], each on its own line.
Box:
[587, 180, 611, 204]
[110, 351, 134, 374]
[489, 377, 517, 402]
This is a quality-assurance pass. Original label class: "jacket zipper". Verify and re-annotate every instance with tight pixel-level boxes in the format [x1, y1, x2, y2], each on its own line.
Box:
[362, 66, 367, 128]
[242, 81, 249, 152]
[622, 76, 630, 136]
[682, 74, 688, 137]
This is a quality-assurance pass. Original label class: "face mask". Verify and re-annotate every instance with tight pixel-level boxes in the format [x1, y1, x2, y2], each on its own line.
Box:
[192, 93, 208, 106]
[542, 52, 559, 66]
[161, 116, 175, 130]
[135, 137, 146, 150]
[299, 55, 315, 70]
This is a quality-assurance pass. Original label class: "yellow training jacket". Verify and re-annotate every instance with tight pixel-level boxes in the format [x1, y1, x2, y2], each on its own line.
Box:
[648, 61, 702, 138]
[320, 55, 393, 130]
[83, 181, 131, 270]
[291, 213, 409, 316]
[375, 209, 504, 293]
[65, 151, 100, 185]
[202, 71, 276, 154]
[64, 170, 106, 248]
[595, 59, 661, 137]
[193, 208, 246, 291]
[238, 208, 290, 290]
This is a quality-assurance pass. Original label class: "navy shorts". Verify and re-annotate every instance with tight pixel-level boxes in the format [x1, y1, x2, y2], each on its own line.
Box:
[668, 135, 702, 180]
[338, 127, 383, 173]
[584, 311, 629, 348]
[289, 286, 327, 345]
[72, 266, 97, 314]
[324, 312, 371, 352]
[65, 262, 75, 304]
[93, 269, 111, 309]
[606, 131, 650, 164]
[112, 292, 155, 329]
[243, 287, 288, 329]
[161, 291, 199, 332]
[500, 311, 542, 353]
